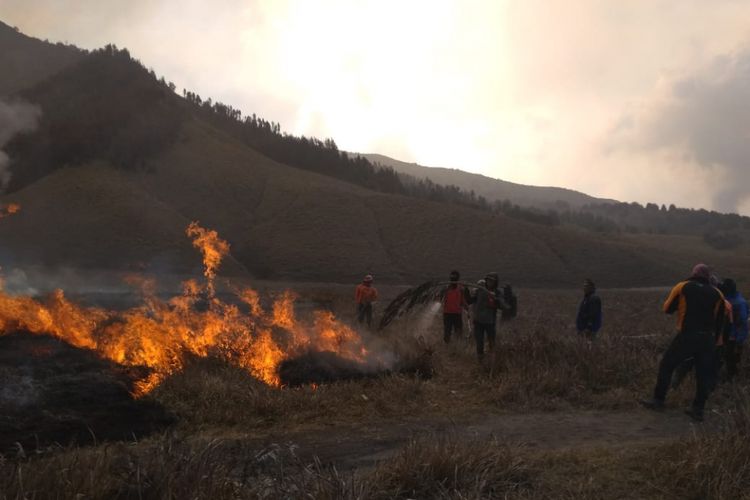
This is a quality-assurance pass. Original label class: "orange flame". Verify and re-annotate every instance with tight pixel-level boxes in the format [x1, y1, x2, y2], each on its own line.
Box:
[0, 222, 373, 395]
[0, 203, 20, 219]
[185, 221, 230, 297]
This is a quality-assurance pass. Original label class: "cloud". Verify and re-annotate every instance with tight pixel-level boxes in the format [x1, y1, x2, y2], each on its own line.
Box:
[0, 99, 41, 191]
[608, 47, 750, 213]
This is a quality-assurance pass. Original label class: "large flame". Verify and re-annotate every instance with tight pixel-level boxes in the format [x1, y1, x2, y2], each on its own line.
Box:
[0, 221, 371, 394]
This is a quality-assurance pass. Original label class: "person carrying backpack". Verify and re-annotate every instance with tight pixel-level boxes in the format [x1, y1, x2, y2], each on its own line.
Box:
[641, 264, 726, 422]
[468, 272, 507, 361]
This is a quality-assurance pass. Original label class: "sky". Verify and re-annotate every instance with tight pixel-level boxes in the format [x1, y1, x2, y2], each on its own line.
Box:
[2, 0, 750, 214]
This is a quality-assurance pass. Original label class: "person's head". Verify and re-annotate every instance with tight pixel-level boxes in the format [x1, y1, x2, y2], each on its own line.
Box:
[721, 278, 737, 297]
[485, 272, 499, 290]
[449, 270, 460, 282]
[363, 274, 373, 286]
[583, 278, 595, 295]
[690, 263, 711, 281]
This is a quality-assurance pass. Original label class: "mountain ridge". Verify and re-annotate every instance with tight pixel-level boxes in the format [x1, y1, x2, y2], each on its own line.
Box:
[1, 24, 749, 287]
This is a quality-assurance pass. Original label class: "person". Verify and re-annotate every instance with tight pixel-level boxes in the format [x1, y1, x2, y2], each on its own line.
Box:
[500, 283, 518, 322]
[670, 274, 731, 392]
[576, 279, 602, 340]
[441, 270, 469, 343]
[720, 278, 748, 381]
[468, 272, 506, 361]
[641, 264, 726, 422]
[355, 274, 378, 327]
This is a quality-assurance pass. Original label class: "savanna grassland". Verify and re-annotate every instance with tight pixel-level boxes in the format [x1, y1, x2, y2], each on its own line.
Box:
[3, 286, 750, 499]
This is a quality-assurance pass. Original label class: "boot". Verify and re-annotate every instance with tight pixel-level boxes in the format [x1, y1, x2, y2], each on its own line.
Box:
[639, 398, 665, 411]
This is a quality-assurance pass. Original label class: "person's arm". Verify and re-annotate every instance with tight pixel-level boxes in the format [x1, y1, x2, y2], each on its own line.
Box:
[663, 282, 684, 314]
[713, 296, 726, 340]
[591, 296, 602, 332]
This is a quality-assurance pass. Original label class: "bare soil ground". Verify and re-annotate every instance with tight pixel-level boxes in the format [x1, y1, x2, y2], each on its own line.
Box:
[249, 408, 713, 471]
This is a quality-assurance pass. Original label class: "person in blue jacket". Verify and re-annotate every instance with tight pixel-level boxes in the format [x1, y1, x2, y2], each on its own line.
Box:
[576, 279, 602, 339]
[720, 278, 749, 381]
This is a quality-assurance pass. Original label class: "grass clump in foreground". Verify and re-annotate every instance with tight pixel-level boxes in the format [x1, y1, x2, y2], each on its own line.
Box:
[4, 395, 750, 499]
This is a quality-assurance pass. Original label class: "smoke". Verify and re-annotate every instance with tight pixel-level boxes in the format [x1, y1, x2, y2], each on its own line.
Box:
[608, 47, 750, 213]
[0, 99, 41, 191]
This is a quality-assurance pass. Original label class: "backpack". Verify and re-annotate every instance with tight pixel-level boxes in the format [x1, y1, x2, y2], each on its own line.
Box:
[501, 285, 518, 321]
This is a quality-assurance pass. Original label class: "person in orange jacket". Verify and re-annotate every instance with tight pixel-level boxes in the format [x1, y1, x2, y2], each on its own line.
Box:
[355, 274, 378, 327]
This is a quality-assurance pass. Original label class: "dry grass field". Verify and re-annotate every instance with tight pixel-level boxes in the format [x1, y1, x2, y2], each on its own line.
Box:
[3, 286, 750, 499]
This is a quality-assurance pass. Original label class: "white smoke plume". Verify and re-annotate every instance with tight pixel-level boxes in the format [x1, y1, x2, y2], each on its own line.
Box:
[0, 99, 41, 191]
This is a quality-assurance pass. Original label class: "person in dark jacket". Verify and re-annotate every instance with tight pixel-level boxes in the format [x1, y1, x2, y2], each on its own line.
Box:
[720, 278, 749, 381]
[641, 264, 726, 421]
[576, 279, 602, 340]
[441, 270, 470, 343]
[468, 272, 506, 361]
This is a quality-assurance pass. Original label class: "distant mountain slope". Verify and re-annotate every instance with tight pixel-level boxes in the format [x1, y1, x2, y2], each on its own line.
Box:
[0, 21, 84, 96]
[360, 153, 615, 210]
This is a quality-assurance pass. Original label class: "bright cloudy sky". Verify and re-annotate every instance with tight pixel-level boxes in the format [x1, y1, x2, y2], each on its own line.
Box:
[2, 0, 750, 213]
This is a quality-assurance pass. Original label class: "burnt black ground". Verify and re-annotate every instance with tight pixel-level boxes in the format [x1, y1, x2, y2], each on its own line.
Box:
[0, 332, 173, 454]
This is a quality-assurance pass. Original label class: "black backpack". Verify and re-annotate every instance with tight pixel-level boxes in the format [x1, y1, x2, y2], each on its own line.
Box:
[501, 285, 518, 321]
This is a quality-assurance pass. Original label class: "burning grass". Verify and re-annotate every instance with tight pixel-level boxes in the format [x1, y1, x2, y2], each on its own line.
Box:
[0, 222, 393, 396]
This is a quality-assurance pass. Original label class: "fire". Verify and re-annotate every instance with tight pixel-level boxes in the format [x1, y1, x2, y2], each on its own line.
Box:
[0, 202, 20, 219]
[0, 221, 372, 395]
[185, 221, 229, 297]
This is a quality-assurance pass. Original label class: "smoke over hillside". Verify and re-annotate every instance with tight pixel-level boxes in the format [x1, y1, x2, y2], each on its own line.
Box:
[0, 99, 40, 190]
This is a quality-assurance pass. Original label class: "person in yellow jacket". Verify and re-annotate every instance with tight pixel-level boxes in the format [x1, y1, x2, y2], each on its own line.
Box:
[355, 274, 378, 327]
[641, 264, 726, 422]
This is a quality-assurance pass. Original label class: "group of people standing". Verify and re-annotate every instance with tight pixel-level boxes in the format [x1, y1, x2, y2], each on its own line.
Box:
[642, 263, 748, 421]
[439, 270, 517, 361]
[354, 264, 748, 421]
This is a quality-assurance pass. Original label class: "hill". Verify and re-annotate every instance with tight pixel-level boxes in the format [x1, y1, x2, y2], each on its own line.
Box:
[360, 153, 613, 210]
[0, 21, 84, 97]
[1, 26, 750, 287]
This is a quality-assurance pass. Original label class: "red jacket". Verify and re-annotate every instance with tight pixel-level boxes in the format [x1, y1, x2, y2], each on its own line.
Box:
[355, 284, 378, 304]
[443, 285, 467, 314]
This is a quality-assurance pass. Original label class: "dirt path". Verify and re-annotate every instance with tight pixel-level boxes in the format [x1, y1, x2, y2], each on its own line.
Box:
[250, 408, 718, 470]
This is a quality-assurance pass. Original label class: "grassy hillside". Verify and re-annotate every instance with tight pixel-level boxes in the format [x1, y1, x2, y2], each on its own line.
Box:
[0, 21, 83, 96]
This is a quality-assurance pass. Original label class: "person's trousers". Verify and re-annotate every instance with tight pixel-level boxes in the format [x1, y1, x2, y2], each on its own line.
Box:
[654, 331, 715, 410]
[725, 340, 744, 381]
[357, 303, 373, 327]
[474, 322, 496, 358]
[443, 313, 463, 343]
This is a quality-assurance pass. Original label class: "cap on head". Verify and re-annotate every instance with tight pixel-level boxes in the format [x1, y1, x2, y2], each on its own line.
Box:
[363, 274, 373, 283]
[485, 272, 499, 281]
[691, 263, 711, 280]
[583, 278, 595, 289]
[449, 270, 460, 282]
